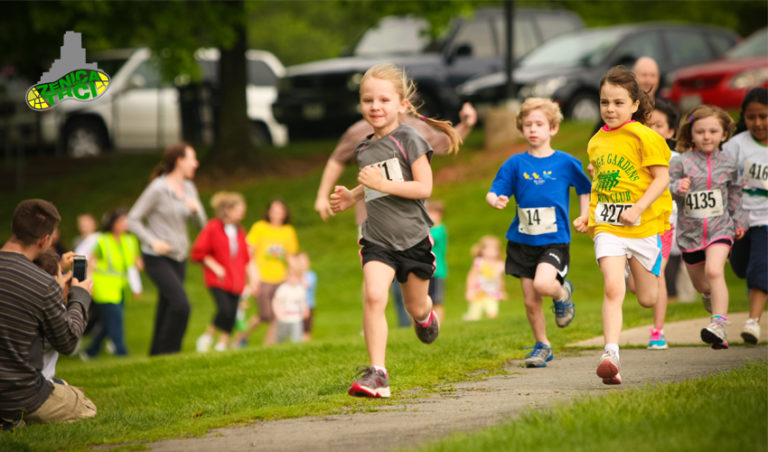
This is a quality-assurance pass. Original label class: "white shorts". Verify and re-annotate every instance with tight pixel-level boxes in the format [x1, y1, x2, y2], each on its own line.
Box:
[593, 233, 662, 276]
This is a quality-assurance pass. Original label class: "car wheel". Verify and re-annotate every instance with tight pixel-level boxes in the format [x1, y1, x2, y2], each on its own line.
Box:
[250, 121, 272, 147]
[64, 118, 107, 158]
[567, 94, 600, 122]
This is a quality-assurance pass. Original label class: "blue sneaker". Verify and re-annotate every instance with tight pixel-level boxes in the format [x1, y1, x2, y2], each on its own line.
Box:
[648, 328, 668, 350]
[552, 280, 575, 328]
[524, 341, 553, 368]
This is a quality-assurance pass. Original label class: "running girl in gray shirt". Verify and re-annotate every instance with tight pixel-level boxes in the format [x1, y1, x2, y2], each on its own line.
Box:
[330, 63, 461, 398]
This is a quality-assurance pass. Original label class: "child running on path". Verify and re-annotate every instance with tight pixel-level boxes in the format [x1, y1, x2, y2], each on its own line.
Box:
[587, 66, 673, 385]
[486, 97, 591, 367]
[724, 87, 768, 344]
[671, 105, 745, 349]
[330, 63, 461, 398]
[463, 235, 506, 321]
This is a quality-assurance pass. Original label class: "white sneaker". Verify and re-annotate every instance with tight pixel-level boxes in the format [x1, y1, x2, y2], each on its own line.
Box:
[701, 317, 728, 349]
[105, 339, 116, 355]
[596, 350, 621, 385]
[741, 318, 760, 345]
[196, 333, 213, 353]
[213, 341, 227, 352]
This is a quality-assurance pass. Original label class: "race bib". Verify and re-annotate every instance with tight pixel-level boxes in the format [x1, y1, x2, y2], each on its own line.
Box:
[517, 206, 557, 235]
[364, 157, 404, 202]
[595, 202, 640, 226]
[744, 160, 768, 190]
[684, 189, 723, 218]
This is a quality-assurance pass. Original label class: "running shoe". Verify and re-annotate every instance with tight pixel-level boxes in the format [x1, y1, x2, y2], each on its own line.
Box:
[196, 333, 213, 353]
[647, 328, 668, 350]
[414, 310, 439, 344]
[552, 280, 575, 328]
[348, 366, 390, 398]
[701, 317, 728, 349]
[596, 349, 622, 385]
[524, 342, 553, 368]
[741, 318, 760, 345]
[701, 292, 712, 314]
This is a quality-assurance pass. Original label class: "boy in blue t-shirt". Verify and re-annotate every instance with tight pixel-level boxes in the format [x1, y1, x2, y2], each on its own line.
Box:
[486, 97, 591, 368]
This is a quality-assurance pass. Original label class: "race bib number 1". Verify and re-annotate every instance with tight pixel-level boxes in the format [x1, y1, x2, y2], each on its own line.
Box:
[517, 206, 557, 235]
[364, 157, 404, 202]
[595, 202, 639, 226]
[684, 189, 723, 218]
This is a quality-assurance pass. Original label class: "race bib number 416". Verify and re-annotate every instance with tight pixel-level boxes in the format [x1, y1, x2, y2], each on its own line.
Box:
[364, 157, 404, 202]
[684, 189, 723, 218]
[595, 202, 639, 226]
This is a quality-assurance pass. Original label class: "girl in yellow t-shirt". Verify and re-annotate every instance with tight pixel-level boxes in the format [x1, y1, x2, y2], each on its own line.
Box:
[579, 66, 672, 385]
[234, 199, 298, 346]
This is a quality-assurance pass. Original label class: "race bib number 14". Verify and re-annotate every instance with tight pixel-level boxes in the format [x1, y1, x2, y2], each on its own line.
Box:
[517, 206, 557, 235]
[364, 157, 404, 202]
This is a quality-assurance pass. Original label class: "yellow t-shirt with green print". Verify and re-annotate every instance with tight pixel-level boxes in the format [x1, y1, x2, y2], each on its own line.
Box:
[587, 121, 672, 239]
[246, 220, 298, 284]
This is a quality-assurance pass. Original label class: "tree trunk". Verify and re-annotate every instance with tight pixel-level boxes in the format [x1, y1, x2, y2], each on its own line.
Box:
[212, 0, 257, 165]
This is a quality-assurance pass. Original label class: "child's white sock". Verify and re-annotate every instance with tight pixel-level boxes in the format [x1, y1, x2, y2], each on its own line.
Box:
[416, 312, 433, 326]
[373, 365, 388, 376]
[605, 343, 619, 358]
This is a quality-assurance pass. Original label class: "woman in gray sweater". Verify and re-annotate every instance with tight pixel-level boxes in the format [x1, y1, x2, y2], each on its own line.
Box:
[127, 142, 206, 355]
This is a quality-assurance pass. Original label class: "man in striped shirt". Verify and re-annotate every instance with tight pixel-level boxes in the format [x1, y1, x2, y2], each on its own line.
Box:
[0, 199, 96, 426]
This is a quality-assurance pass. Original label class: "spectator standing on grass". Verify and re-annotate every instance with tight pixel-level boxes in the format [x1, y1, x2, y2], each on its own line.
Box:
[587, 66, 673, 385]
[724, 87, 768, 344]
[296, 252, 318, 342]
[127, 142, 206, 356]
[82, 208, 143, 359]
[670, 105, 745, 350]
[272, 256, 310, 344]
[233, 199, 299, 346]
[427, 200, 447, 324]
[0, 199, 96, 426]
[192, 192, 258, 352]
[485, 97, 591, 367]
[315, 102, 477, 328]
[331, 63, 462, 398]
[463, 235, 507, 322]
[72, 213, 99, 255]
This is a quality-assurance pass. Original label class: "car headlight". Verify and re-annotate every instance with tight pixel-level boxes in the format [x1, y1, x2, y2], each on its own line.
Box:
[347, 72, 363, 92]
[729, 68, 768, 89]
[519, 76, 566, 98]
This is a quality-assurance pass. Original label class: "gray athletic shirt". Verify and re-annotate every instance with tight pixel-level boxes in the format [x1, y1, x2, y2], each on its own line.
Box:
[127, 175, 207, 262]
[356, 124, 434, 250]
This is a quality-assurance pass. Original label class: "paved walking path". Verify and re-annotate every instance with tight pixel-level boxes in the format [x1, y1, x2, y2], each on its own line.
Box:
[140, 314, 767, 452]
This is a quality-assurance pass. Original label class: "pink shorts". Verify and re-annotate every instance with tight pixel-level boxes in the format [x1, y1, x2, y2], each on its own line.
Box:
[660, 226, 674, 260]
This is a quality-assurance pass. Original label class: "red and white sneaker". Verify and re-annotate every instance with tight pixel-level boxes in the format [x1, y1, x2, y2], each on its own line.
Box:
[414, 310, 439, 344]
[596, 350, 622, 385]
[348, 366, 390, 398]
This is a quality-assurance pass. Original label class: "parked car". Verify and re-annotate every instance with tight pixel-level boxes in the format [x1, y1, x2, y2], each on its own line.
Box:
[39, 47, 287, 157]
[457, 23, 740, 121]
[663, 27, 767, 112]
[272, 8, 584, 137]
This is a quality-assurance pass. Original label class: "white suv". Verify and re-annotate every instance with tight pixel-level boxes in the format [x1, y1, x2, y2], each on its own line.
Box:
[40, 47, 287, 157]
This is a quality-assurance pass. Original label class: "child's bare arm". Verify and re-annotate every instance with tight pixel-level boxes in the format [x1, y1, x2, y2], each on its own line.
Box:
[620, 165, 669, 226]
[358, 154, 432, 199]
[486, 192, 510, 209]
[572, 193, 590, 233]
[330, 185, 363, 212]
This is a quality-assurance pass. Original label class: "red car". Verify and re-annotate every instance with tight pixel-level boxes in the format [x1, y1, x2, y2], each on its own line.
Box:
[664, 28, 767, 111]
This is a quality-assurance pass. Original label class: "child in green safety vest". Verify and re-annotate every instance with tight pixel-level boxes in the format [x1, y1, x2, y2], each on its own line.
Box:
[82, 208, 142, 359]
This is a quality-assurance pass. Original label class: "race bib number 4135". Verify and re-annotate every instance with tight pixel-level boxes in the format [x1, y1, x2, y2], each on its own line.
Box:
[595, 202, 639, 226]
[684, 189, 723, 218]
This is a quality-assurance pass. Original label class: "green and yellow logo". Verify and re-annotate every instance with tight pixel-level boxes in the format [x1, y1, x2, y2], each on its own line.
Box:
[26, 31, 110, 111]
[27, 70, 110, 111]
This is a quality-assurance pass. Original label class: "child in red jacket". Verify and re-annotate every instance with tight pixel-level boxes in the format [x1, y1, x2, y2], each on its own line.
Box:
[192, 192, 258, 352]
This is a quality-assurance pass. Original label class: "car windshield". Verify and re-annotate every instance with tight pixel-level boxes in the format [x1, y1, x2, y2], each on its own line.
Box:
[518, 28, 625, 69]
[354, 16, 437, 56]
[727, 28, 768, 59]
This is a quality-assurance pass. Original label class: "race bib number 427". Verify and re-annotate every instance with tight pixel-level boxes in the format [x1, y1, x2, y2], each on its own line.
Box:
[595, 202, 639, 226]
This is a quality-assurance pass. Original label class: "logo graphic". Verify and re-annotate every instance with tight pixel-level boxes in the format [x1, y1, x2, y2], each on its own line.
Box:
[595, 170, 620, 192]
[26, 31, 110, 111]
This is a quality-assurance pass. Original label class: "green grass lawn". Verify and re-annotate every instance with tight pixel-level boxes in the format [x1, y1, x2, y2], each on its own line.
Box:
[0, 122, 760, 451]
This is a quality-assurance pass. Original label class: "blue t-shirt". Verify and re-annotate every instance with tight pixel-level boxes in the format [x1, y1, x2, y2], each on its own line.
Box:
[303, 270, 318, 309]
[489, 150, 591, 246]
